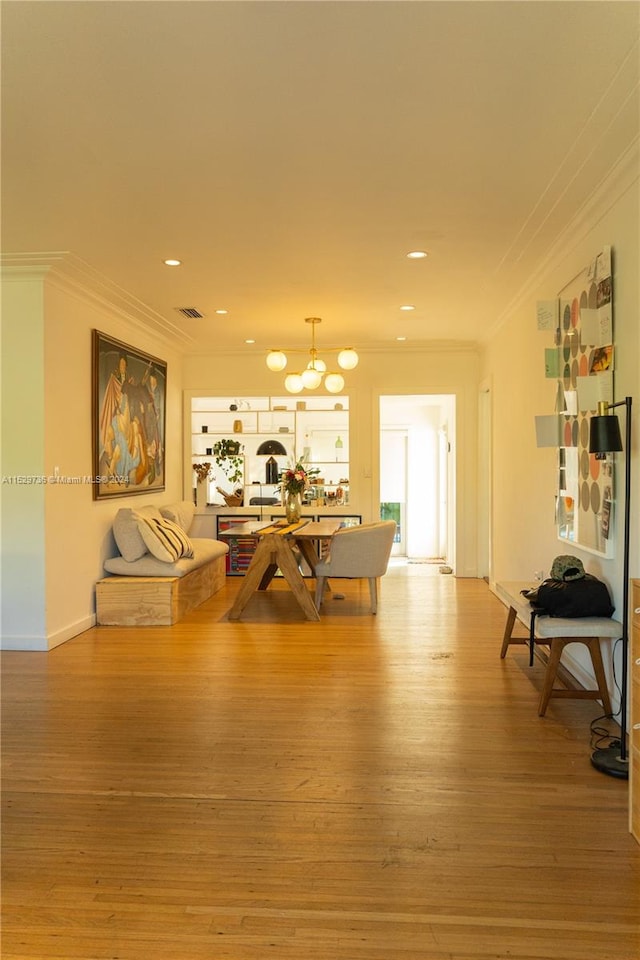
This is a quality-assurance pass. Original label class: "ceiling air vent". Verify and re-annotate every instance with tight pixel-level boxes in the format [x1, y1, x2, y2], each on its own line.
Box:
[175, 307, 204, 319]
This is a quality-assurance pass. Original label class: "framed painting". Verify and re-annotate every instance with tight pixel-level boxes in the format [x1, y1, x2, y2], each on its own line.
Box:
[92, 330, 167, 500]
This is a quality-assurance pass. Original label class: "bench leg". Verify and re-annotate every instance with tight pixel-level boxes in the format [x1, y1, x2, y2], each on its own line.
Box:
[538, 636, 613, 717]
[585, 637, 613, 716]
[500, 606, 518, 658]
[538, 639, 565, 716]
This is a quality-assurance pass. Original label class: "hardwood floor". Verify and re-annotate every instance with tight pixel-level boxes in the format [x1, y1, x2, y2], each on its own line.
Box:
[2, 567, 638, 960]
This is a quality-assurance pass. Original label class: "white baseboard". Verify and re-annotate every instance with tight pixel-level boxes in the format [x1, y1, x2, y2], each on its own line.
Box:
[1, 614, 96, 651]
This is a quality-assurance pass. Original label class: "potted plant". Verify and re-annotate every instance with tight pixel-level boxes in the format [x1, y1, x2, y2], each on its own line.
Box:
[212, 439, 244, 505]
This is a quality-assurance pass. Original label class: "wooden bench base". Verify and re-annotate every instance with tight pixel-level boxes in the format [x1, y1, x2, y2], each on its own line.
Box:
[96, 555, 226, 626]
[500, 608, 613, 717]
[496, 581, 620, 717]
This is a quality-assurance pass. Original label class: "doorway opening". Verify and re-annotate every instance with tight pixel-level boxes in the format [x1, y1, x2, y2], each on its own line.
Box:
[379, 395, 455, 571]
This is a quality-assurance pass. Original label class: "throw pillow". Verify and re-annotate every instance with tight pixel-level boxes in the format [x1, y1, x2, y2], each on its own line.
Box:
[113, 505, 162, 562]
[160, 500, 195, 534]
[136, 514, 194, 563]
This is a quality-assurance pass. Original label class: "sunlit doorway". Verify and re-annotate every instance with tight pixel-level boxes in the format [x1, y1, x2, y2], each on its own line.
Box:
[379, 395, 455, 569]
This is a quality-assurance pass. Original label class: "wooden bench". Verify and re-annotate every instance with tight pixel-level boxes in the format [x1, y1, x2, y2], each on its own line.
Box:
[96, 554, 226, 626]
[495, 580, 621, 717]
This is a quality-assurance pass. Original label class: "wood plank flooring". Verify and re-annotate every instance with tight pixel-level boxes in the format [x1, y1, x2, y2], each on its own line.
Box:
[2, 566, 638, 960]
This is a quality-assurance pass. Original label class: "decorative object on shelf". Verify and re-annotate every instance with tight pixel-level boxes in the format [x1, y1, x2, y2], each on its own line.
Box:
[202, 425, 208, 433]
[266, 317, 358, 394]
[265, 456, 279, 484]
[233, 419, 243, 433]
[588, 395, 633, 780]
[216, 486, 244, 507]
[193, 461, 212, 509]
[335, 436, 344, 460]
[193, 461, 212, 484]
[256, 440, 287, 456]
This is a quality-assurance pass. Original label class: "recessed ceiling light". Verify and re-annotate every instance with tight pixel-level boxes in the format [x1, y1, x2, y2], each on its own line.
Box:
[406, 251, 427, 259]
[245, 339, 255, 344]
[396, 336, 407, 341]
[215, 309, 228, 315]
[163, 258, 182, 266]
[400, 305, 415, 311]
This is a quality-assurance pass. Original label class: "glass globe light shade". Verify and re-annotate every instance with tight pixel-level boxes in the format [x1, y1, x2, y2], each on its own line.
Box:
[284, 373, 304, 394]
[324, 373, 345, 394]
[310, 358, 327, 373]
[301, 366, 323, 389]
[266, 350, 287, 372]
[337, 348, 358, 370]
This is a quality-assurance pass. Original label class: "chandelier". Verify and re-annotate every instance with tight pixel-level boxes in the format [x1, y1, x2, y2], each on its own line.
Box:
[266, 317, 358, 394]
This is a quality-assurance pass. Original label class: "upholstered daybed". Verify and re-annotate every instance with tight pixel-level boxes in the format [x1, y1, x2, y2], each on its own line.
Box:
[96, 500, 228, 626]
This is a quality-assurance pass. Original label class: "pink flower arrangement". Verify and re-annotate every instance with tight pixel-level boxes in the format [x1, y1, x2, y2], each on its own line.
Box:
[280, 460, 319, 495]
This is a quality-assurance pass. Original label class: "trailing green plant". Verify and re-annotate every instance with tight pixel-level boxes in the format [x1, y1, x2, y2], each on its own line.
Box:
[212, 439, 244, 487]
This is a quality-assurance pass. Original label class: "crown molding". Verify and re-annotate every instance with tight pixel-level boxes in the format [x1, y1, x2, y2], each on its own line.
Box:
[1, 252, 195, 350]
[485, 137, 639, 342]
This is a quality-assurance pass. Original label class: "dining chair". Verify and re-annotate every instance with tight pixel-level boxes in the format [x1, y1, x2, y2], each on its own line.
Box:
[313, 520, 397, 614]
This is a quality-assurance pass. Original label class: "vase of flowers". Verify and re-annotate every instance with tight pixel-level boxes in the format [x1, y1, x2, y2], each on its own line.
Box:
[280, 458, 320, 523]
[284, 489, 302, 523]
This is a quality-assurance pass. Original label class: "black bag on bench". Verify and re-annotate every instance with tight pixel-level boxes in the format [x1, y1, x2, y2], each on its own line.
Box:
[520, 556, 613, 666]
[523, 575, 614, 619]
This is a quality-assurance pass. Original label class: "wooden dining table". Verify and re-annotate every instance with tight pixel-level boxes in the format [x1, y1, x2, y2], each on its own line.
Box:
[218, 518, 343, 621]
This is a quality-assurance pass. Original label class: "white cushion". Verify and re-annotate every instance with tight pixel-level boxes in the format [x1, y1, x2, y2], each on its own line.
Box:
[104, 538, 228, 577]
[136, 514, 194, 563]
[159, 500, 195, 534]
[112, 505, 163, 562]
[533, 616, 622, 639]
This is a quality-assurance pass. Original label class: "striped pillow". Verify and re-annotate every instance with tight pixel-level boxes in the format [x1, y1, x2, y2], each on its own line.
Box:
[136, 514, 194, 563]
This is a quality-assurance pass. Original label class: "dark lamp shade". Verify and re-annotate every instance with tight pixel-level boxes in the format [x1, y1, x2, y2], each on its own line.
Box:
[256, 440, 287, 456]
[589, 414, 623, 454]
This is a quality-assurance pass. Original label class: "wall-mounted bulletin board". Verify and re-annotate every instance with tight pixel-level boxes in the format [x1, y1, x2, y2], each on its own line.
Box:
[536, 246, 614, 557]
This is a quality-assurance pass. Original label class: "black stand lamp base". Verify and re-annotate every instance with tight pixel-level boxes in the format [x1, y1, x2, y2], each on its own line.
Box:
[590, 744, 629, 780]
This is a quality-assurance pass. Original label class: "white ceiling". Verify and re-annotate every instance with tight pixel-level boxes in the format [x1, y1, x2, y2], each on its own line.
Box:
[2, 1, 639, 357]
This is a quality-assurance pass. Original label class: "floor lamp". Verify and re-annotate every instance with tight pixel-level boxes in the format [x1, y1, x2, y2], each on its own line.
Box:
[589, 396, 633, 779]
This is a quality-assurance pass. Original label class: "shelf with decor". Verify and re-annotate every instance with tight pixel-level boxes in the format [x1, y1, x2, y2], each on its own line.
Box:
[188, 395, 350, 508]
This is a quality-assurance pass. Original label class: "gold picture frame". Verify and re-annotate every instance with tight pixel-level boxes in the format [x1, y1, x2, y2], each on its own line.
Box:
[92, 330, 167, 500]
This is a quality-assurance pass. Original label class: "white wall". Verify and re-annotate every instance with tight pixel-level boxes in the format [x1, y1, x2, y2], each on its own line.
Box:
[1, 270, 47, 644]
[483, 155, 639, 702]
[0, 266, 185, 650]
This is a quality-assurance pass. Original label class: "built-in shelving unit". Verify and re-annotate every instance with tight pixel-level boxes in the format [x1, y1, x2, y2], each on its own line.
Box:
[189, 395, 350, 508]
